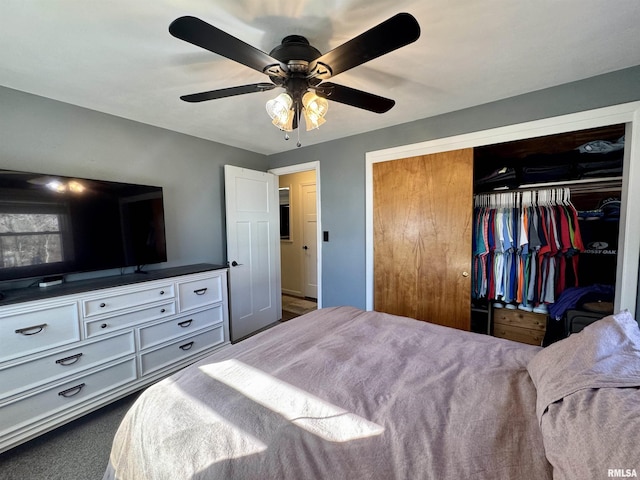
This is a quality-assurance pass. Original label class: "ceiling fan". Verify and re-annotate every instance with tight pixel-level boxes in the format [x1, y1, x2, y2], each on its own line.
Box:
[169, 13, 420, 135]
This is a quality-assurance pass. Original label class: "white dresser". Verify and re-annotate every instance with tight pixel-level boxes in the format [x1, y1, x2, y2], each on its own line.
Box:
[0, 265, 229, 453]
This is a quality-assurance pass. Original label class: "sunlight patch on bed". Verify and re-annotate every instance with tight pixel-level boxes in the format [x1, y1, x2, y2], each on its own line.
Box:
[167, 385, 268, 459]
[199, 359, 384, 442]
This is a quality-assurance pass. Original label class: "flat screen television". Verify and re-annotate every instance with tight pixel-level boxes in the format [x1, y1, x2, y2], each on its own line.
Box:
[0, 169, 167, 283]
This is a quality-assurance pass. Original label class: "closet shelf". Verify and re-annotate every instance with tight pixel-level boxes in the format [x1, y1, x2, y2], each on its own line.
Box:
[487, 177, 622, 194]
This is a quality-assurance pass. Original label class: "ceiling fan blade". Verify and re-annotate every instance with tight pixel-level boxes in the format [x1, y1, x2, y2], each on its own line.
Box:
[180, 83, 276, 103]
[310, 13, 420, 79]
[169, 16, 285, 76]
[315, 83, 395, 113]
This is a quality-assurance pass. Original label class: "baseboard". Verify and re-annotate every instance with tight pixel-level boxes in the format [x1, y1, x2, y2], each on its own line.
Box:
[281, 289, 303, 297]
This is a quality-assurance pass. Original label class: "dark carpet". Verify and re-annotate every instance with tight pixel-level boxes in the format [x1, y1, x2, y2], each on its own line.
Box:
[0, 392, 140, 480]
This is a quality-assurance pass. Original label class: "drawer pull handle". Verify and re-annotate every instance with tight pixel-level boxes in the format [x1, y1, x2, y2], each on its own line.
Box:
[56, 353, 83, 366]
[101, 323, 108, 329]
[179, 341, 194, 351]
[58, 383, 85, 398]
[178, 319, 193, 328]
[100, 303, 106, 308]
[160, 308, 166, 313]
[193, 288, 208, 296]
[15, 323, 47, 335]
[160, 290, 165, 295]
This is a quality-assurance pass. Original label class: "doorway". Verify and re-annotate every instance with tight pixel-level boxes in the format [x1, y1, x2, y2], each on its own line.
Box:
[269, 161, 322, 320]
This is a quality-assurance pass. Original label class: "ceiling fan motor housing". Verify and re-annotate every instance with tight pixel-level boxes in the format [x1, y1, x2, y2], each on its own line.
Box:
[269, 35, 322, 64]
[267, 35, 324, 88]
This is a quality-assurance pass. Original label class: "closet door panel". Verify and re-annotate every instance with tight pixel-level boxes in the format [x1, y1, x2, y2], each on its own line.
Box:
[373, 149, 474, 330]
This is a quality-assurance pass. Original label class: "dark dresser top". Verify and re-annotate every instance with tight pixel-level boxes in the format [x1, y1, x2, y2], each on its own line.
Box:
[0, 263, 227, 307]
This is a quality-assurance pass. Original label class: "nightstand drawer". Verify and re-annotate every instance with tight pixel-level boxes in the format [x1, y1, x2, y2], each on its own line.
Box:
[85, 301, 176, 338]
[0, 331, 135, 400]
[139, 326, 224, 376]
[83, 283, 175, 317]
[494, 323, 545, 346]
[139, 305, 224, 350]
[0, 357, 137, 434]
[0, 302, 80, 362]
[178, 275, 224, 312]
[493, 309, 547, 331]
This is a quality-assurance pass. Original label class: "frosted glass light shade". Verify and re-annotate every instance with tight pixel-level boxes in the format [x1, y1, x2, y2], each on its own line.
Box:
[272, 108, 295, 131]
[266, 93, 294, 131]
[302, 92, 328, 130]
[303, 109, 326, 130]
[302, 92, 328, 117]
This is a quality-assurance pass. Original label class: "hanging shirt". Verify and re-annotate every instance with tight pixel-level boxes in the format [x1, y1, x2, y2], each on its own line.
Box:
[471, 189, 586, 308]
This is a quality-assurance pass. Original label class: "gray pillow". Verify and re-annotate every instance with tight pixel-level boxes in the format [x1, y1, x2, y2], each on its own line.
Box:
[527, 311, 640, 480]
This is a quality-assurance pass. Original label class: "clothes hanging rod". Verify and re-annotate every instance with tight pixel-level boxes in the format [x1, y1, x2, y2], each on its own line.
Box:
[482, 177, 622, 194]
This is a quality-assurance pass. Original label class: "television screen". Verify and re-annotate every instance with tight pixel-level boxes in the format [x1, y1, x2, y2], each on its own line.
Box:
[0, 169, 167, 282]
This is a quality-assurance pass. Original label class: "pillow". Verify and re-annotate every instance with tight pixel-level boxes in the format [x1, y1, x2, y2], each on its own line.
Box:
[527, 311, 640, 480]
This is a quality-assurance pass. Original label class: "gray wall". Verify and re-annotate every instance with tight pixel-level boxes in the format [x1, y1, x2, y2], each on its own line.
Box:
[0, 86, 266, 287]
[267, 66, 640, 310]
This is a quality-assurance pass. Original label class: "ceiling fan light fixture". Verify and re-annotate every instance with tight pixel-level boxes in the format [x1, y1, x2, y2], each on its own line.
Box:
[303, 109, 326, 131]
[266, 92, 293, 121]
[302, 92, 328, 131]
[271, 105, 295, 131]
[302, 92, 328, 118]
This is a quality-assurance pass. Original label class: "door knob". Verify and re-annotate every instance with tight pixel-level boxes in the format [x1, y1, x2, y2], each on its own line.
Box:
[302, 245, 309, 250]
[462, 271, 469, 277]
[231, 261, 243, 267]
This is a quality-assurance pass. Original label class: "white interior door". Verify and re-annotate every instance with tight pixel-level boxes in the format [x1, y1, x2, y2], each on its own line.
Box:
[224, 165, 281, 341]
[302, 183, 317, 299]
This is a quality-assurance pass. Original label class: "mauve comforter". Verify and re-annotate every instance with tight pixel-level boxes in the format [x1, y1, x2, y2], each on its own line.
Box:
[103, 306, 552, 480]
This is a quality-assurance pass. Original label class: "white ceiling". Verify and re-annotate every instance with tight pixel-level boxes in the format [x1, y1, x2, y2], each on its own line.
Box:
[1, 1, 639, 155]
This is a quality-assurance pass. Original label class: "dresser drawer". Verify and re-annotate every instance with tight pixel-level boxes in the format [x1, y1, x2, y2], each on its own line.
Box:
[0, 302, 80, 362]
[84, 301, 176, 338]
[0, 331, 135, 400]
[0, 357, 137, 434]
[139, 305, 224, 350]
[139, 326, 224, 376]
[83, 283, 175, 317]
[178, 274, 224, 312]
[493, 309, 547, 331]
[494, 323, 545, 346]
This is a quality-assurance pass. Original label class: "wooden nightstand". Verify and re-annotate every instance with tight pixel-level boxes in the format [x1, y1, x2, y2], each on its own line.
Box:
[493, 308, 547, 346]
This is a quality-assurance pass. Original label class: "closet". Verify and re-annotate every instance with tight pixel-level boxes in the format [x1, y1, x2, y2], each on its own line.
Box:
[372, 124, 625, 343]
[472, 124, 624, 344]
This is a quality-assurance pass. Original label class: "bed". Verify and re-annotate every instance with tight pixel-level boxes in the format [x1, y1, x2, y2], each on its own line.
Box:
[103, 306, 640, 480]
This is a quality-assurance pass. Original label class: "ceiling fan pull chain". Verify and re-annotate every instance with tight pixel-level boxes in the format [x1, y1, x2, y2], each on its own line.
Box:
[296, 101, 302, 148]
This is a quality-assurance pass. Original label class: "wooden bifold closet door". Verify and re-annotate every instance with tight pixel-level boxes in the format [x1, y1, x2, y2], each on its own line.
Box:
[373, 149, 474, 330]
